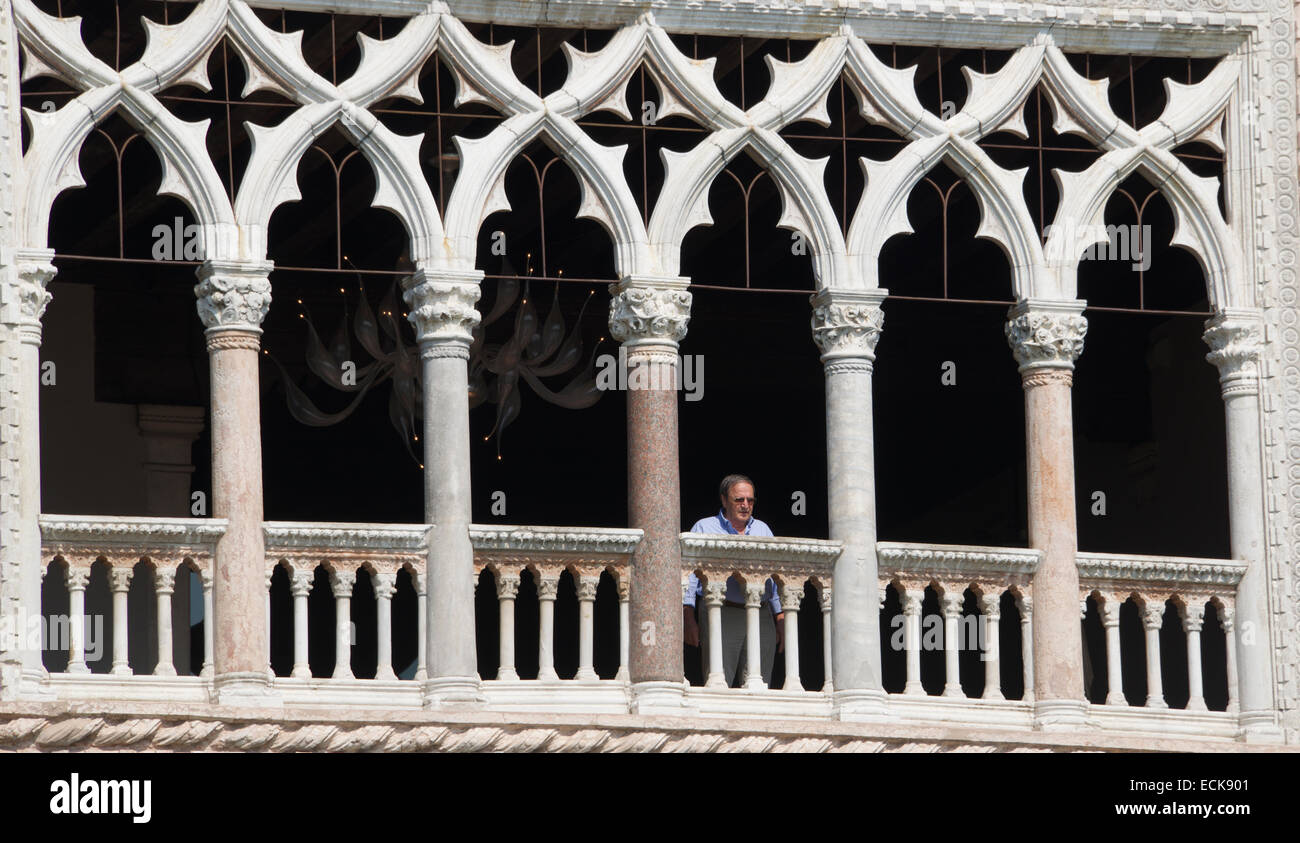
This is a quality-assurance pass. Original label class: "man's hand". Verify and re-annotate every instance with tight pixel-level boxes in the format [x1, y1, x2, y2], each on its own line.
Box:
[683, 605, 700, 647]
[775, 612, 785, 653]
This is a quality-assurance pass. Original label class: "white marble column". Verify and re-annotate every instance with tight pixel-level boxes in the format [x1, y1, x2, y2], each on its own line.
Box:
[196, 259, 274, 704]
[980, 593, 1004, 700]
[704, 581, 727, 689]
[1017, 594, 1034, 702]
[0, 250, 55, 700]
[1101, 598, 1125, 705]
[1203, 312, 1280, 739]
[537, 575, 559, 681]
[1141, 603, 1167, 709]
[1221, 606, 1239, 713]
[616, 579, 630, 683]
[415, 571, 428, 681]
[820, 587, 833, 694]
[64, 568, 91, 675]
[154, 569, 177, 677]
[576, 575, 600, 681]
[403, 267, 483, 705]
[782, 583, 803, 691]
[200, 569, 214, 678]
[941, 592, 963, 698]
[374, 572, 397, 681]
[743, 582, 765, 690]
[609, 276, 692, 713]
[109, 567, 133, 676]
[1182, 602, 1207, 712]
[903, 591, 924, 696]
[812, 289, 887, 719]
[289, 570, 313, 679]
[1006, 300, 1088, 726]
[495, 572, 520, 681]
[329, 570, 355, 680]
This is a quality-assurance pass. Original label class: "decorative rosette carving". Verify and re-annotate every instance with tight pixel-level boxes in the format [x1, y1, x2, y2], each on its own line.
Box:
[1004, 301, 1087, 372]
[608, 278, 691, 346]
[195, 261, 273, 331]
[1203, 310, 1262, 395]
[401, 270, 482, 351]
[810, 290, 886, 361]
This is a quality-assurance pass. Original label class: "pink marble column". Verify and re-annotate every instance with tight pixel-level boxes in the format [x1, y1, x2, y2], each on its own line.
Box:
[0, 250, 54, 700]
[196, 260, 274, 704]
[1005, 299, 1088, 727]
[609, 276, 691, 712]
[402, 267, 483, 706]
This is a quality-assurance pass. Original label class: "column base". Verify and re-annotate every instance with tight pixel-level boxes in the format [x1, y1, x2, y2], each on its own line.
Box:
[614, 667, 629, 683]
[154, 665, 178, 678]
[1237, 710, 1284, 743]
[575, 668, 599, 681]
[833, 688, 888, 722]
[942, 685, 964, 698]
[981, 689, 1005, 701]
[422, 675, 484, 708]
[213, 671, 281, 706]
[630, 680, 697, 715]
[1032, 699, 1092, 730]
[290, 665, 311, 679]
[200, 663, 214, 679]
[1144, 696, 1168, 710]
[1104, 693, 1127, 706]
[1186, 697, 1207, 712]
[375, 666, 397, 681]
[66, 663, 91, 676]
[110, 664, 132, 677]
[496, 667, 520, 682]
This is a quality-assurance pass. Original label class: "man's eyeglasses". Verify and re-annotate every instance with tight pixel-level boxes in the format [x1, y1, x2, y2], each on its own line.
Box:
[731, 497, 754, 503]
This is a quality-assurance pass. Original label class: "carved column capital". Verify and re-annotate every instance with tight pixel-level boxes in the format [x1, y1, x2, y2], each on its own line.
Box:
[577, 576, 600, 603]
[1015, 594, 1032, 618]
[703, 581, 726, 607]
[979, 593, 1001, 620]
[820, 587, 832, 613]
[1203, 309, 1263, 397]
[810, 288, 886, 369]
[607, 276, 691, 350]
[200, 569, 214, 591]
[64, 567, 91, 592]
[329, 569, 356, 598]
[1180, 602, 1205, 633]
[290, 570, 314, 598]
[195, 260, 274, 334]
[3, 248, 56, 343]
[1005, 299, 1087, 374]
[537, 576, 560, 601]
[495, 572, 520, 600]
[1100, 599, 1122, 628]
[154, 569, 176, 595]
[415, 571, 427, 597]
[402, 267, 483, 356]
[902, 594, 923, 617]
[108, 568, 134, 593]
[744, 582, 764, 609]
[941, 592, 964, 618]
[780, 583, 804, 611]
[617, 580, 629, 602]
[373, 572, 397, 600]
[1142, 604, 1165, 630]
[1218, 605, 1235, 633]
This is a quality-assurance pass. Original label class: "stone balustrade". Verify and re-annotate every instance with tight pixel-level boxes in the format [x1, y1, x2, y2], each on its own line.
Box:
[471, 525, 642, 683]
[1077, 551, 1245, 712]
[38, 515, 226, 678]
[679, 533, 842, 692]
[876, 542, 1041, 701]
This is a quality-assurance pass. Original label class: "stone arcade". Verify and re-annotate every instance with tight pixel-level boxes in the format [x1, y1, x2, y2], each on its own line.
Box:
[0, 0, 1298, 752]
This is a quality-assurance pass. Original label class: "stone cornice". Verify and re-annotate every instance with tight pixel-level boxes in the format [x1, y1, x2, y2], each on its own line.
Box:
[470, 525, 643, 556]
[1077, 551, 1247, 593]
[0, 702, 1267, 753]
[39, 515, 226, 569]
[242, 2, 1257, 54]
[680, 534, 842, 581]
[877, 542, 1043, 579]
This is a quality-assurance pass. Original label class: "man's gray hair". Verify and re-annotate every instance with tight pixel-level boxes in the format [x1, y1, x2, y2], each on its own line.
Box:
[718, 474, 755, 500]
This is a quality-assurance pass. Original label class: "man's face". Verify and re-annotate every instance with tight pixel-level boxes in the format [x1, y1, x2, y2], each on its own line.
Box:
[722, 482, 755, 526]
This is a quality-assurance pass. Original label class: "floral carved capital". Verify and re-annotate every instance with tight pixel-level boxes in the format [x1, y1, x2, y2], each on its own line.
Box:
[195, 260, 273, 332]
[401, 270, 482, 352]
[810, 290, 885, 362]
[1203, 310, 1262, 396]
[608, 277, 691, 347]
[1005, 301, 1087, 372]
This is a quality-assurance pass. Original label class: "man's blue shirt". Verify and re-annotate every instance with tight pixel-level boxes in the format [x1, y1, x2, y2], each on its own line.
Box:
[683, 509, 782, 614]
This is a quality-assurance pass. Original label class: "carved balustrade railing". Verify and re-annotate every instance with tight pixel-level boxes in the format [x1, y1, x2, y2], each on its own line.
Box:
[876, 541, 1041, 701]
[680, 533, 841, 693]
[1077, 551, 1245, 712]
[471, 525, 642, 683]
[39, 515, 226, 678]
